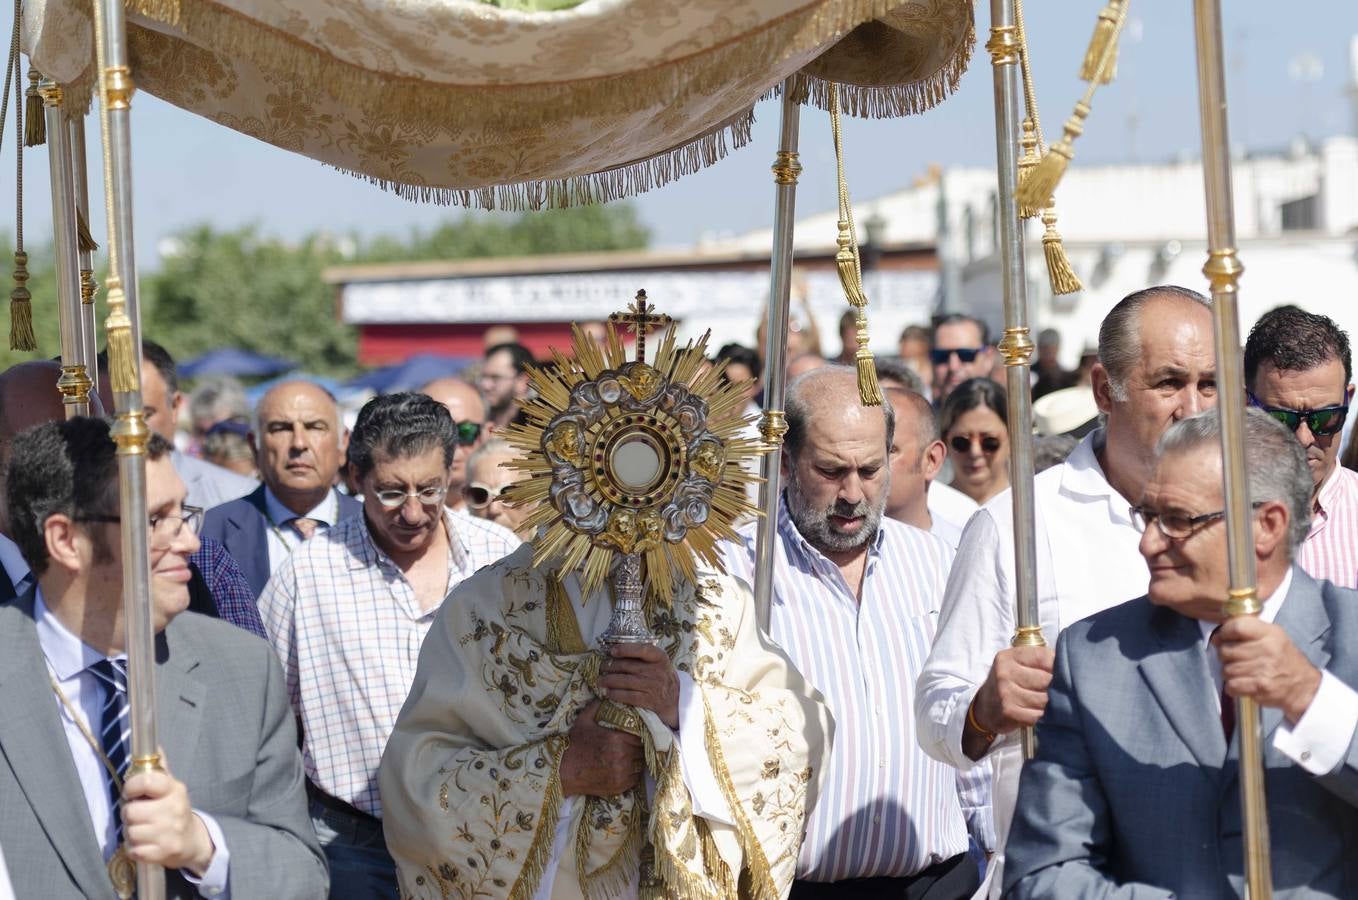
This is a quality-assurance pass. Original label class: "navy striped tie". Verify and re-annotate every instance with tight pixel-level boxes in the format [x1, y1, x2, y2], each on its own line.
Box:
[88, 658, 131, 840]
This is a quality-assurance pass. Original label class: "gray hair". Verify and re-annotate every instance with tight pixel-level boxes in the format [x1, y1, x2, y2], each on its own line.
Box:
[1099, 285, 1210, 401]
[1155, 407, 1312, 552]
[188, 376, 250, 426]
[785, 365, 895, 460]
[464, 437, 515, 477]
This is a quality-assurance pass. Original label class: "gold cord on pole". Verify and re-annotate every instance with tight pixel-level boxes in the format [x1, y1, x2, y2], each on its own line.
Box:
[827, 86, 881, 407]
[5, 4, 34, 351]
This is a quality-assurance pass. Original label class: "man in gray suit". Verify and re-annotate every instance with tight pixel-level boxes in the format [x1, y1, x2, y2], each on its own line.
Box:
[1004, 407, 1358, 898]
[0, 417, 326, 898]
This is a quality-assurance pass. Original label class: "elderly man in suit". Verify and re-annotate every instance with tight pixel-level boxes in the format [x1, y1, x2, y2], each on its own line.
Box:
[202, 380, 360, 600]
[0, 417, 325, 898]
[1004, 407, 1358, 898]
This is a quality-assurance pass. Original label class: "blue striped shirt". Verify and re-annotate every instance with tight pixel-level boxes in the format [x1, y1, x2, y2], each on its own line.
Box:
[724, 500, 974, 881]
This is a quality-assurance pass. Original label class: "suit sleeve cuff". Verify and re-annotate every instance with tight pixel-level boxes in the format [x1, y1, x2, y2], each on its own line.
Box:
[183, 811, 230, 898]
[1273, 670, 1358, 776]
[675, 670, 735, 826]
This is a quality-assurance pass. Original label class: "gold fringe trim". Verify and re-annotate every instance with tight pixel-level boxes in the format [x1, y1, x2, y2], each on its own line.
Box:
[701, 694, 780, 900]
[1079, 0, 1123, 84]
[646, 743, 738, 900]
[9, 251, 35, 352]
[329, 108, 755, 212]
[1041, 208, 1082, 295]
[576, 795, 644, 900]
[23, 69, 45, 147]
[75, 210, 99, 254]
[507, 734, 570, 900]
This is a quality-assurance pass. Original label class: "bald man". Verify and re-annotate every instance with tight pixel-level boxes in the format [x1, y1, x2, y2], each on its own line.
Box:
[0, 361, 265, 636]
[883, 385, 966, 548]
[419, 377, 488, 513]
[201, 381, 362, 600]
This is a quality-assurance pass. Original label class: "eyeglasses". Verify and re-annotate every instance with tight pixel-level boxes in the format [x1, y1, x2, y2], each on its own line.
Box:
[1246, 392, 1348, 437]
[949, 434, 1003, 454]
[464, 482, 508, 509]
[1129, 501, 1263, 540]
[77, 505, 204, 540]
[372, 486, 448, 509]
[453, 420, 483, 447]
[930, 347, 985, 365]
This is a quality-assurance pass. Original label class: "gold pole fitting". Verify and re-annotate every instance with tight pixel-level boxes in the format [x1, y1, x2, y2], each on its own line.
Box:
[111, 411, 151, 456]
[758, 410, 788, 446]
[986, 25, 1020, 67]
[36, 79, 64, 108]
[1224, 586, 1262, 618]
[1202, 248, 1244, 294]
[127, 754, 164, 778]
[80, 270, 97, 305]
[771, 150, 802, 186]
[57, 365, 94, 409]
[998, 327, 1035, 367]
[1011, 625, 1047, 648]
[103, 66, 135, 110]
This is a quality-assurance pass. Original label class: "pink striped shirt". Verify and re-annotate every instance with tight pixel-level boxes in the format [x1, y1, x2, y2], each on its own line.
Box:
[1298, 466, 1358, 590]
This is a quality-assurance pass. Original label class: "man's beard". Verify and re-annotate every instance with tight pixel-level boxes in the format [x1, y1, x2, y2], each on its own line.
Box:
[786, 472, 885, 554]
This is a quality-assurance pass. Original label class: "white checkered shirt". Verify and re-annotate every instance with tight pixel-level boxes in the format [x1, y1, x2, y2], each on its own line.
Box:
[260, 507, 520, 817]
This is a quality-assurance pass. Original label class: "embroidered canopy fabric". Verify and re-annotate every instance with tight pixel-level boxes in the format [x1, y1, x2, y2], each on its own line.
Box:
[24, 0, 973, 209]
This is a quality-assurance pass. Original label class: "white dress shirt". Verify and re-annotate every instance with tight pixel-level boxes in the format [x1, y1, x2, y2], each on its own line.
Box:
[1198, 567, 1358, 775]
[262, 487, 341, 575]
[536, 573, 732, 900]
[34, 591, 231, 897]
[0, 841, 14, 900]
[928, 480, 978, 537]
[915, 430, 1148, 898]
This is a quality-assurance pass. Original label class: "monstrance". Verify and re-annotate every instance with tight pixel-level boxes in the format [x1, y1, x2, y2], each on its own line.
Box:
[500, 290, 765, 650]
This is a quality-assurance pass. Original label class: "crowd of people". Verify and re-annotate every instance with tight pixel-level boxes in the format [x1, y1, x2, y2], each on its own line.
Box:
[0, 282, 1356, 898]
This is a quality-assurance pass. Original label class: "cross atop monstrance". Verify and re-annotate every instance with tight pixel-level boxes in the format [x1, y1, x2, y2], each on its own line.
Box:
[608, 290, 672, 364]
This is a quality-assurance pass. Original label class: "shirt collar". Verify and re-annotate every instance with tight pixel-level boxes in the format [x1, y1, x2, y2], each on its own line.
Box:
[356, 507, 469, 574]
[0, 532, 31, 588]
[775, 493, 885, 568]
[264, 486, 339, 527]
[1195, 567, 1293, 641]
[1058, 428, 1135, 524]
[34, 588, 119, 681]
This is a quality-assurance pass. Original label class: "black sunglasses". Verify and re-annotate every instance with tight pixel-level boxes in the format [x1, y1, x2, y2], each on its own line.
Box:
[930, 347, 985, 365]
[1247, 392, 1348, 437]
[949, 434, 1003, 454]
[453, 420, 483, 447]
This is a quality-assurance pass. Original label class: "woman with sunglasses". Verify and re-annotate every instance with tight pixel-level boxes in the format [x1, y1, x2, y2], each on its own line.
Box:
[940, 377, 1011, 505]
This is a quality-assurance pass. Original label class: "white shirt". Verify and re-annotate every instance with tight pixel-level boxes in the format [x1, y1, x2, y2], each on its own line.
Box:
[262, 487, 341, 575]
[915, 430, 1147, 897]
[927, 480, 978, 538]
[0, 842, 14, 900]
[1197, 567, 1358, 776]
[34, 591, 231, 896]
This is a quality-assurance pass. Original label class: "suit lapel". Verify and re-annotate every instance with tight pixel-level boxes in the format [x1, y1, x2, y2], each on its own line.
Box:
[155, 624, 205, 780]
[230, 487, 273, 596]
[1138, 604, 1228, 768]
[0, 590, 113, 897]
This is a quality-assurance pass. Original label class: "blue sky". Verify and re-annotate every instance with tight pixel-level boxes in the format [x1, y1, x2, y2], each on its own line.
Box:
[3, 1, 1355, 263]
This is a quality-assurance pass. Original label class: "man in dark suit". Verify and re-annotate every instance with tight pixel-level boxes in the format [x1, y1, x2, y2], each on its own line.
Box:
[1004, 407, 1358, 898]
[0, 417, 326, 897]
[202, 380, 359, 599]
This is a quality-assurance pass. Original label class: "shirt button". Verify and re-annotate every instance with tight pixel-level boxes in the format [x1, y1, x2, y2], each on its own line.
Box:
[873, 815, 881, 824]
[1301, 751, 1312, 762]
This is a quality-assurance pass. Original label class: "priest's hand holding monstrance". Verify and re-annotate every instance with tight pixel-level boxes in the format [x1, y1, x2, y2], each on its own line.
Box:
[378, 293, 834, 899]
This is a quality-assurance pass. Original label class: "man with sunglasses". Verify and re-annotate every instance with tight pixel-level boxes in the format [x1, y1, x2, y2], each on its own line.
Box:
[931, 313, 994, 405]
[201, 380, 362, 601]
[0, 417, 326, 897]
[917, 285, 1218, 896]
[258, 393, 519, 898]
[1006, 408, 1358, 898]
[1244, 305, 1358, 589]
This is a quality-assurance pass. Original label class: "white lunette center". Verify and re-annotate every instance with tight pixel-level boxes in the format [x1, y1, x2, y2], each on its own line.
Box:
[612, 438, 661, 489]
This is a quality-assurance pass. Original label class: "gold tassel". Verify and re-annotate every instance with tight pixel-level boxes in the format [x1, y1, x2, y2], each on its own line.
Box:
[1016, 118, 1042, 220]
[76, 210, 99, 253]
[104, 279, 138, 392]
[1016, 102, 1087, 211]
[23, 69, 44, 147]
[1041, 207, 1083, 294]
[1080, 0, 1123, 84]
[9, 251, 35, 351]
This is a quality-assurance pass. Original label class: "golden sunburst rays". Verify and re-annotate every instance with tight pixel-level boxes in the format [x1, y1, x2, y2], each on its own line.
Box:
[498, 314, 768, 607]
